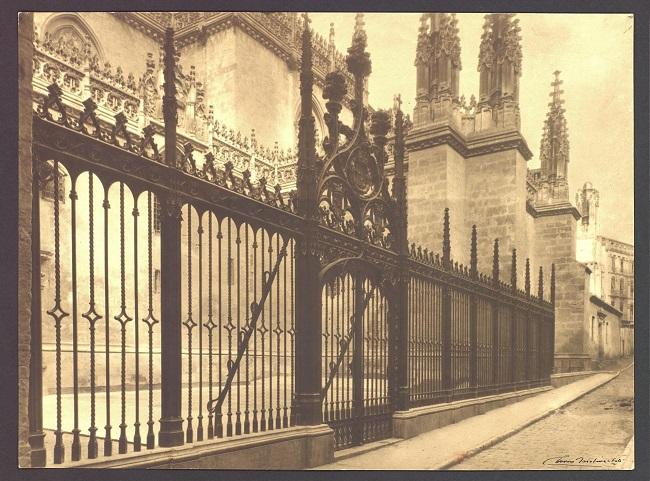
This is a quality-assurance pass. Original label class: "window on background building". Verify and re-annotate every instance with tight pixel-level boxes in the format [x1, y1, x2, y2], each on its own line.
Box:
[611, 277, 616, 293]
[620, 258, 624, 273]
[620, 279, 625, 297]
[611, 256, 616, 272]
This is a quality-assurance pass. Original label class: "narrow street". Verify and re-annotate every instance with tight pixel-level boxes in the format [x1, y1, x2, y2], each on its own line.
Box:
[452, 362, 634, 470]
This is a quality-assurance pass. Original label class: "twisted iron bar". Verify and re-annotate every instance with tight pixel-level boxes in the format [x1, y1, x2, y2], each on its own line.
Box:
[207, 237, 289, 415]
[321, 283, 376, 400]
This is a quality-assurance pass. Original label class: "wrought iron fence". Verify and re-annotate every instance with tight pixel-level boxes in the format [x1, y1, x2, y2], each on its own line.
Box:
[406, 247, 554, 406]
[26, 18, 555, 466]
[406, 226, 555, 407]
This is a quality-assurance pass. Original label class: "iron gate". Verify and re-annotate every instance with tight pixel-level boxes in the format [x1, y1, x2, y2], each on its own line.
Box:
[293, 17, 405, 449]
[320, 265, 393, 448]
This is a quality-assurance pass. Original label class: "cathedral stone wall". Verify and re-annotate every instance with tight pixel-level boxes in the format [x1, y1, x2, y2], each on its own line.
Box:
[465, 149, 530, 283]
[406, 144, 467, 264]
[534, 212, 591, 370]
[35, 13, 159, 79]
[534, 213, 577, 266]
[181, 27, 298, 148]
[552, 263, 589, 365]
[182, 28, 238, 134]
[179, 25, 345, 153]
[234, 29, 298, 148]
[525, 211, 538, 287]
[406, 141, 532, 285]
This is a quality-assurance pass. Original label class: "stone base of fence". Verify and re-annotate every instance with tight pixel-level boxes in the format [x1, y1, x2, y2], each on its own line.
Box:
[49, 424, 334, 469]
[392, 385, 553, 439]
[553, 353, 592, 373]
[550, 370, 598, 388]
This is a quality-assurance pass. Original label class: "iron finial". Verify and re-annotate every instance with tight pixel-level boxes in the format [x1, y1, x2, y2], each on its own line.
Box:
[550, 263, 556, 305]
[492, 238, 500, 284]
[511, 248, 517, 290]
[470, 225, 478, 277]
[442, 208, 451, 268]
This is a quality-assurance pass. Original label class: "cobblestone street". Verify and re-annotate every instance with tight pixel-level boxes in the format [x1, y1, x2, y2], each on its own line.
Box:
[452, 362, 634, 470]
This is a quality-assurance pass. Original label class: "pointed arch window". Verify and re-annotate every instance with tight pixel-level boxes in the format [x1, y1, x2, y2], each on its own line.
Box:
[40, 13, 105, 65]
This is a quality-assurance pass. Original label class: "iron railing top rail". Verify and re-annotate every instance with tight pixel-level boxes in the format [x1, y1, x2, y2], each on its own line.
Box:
[406, 255, 554, 312]
[315, 222, 400, 270]
[32, 106, 303, 239]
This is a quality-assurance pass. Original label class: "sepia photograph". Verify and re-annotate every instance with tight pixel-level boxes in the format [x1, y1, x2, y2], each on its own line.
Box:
[15, 8, 640, 473]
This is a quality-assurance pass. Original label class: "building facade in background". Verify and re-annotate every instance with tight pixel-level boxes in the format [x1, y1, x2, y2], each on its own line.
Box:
[405, 13, 633, 370]
[576, 182, 635, 358]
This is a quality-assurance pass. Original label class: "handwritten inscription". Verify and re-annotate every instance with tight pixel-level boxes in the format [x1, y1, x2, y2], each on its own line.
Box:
[543, 455, 624, 468]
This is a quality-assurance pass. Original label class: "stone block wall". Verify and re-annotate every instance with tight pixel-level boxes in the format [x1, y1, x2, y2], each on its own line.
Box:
[534, 212, 577, 266]
[465, 149, 530, 283]
[183, 28, 238, 135]
[553, 262, 587, 355]
[406, 144, 467, 264]
[406, 139, 532, 283]
[183, 27, 298, 149]
[18, 12, 34, 468]
[532, 209, 591, 371]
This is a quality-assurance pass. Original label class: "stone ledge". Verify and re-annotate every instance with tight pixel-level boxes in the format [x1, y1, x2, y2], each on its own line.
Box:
[554, 353, 592, 373]
[551, 371, 598, 388]
[393, 386, 553, 439]
[530, 201, 581, 220]
[52, 424, 334, 469]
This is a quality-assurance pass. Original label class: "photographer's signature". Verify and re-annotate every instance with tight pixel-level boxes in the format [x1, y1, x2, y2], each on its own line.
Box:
[542, 454, 624, 468]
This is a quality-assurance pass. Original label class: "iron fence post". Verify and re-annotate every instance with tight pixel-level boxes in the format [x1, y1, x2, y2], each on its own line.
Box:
[393, 97, 409, 411]
[524, 258, 531, 387]
[158, 26, 184, 447]
[294, 15, 322, 426]
[510, 249, 517, 390]
[352, 273, 365, 444]
[441, 209, 452, 401]
[157, 191, 184, 447]
[28, 153, 46, 467]
[491, 239, 500, 393]
[550, 264, 556, 377]
[469, 226, 478, 394]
